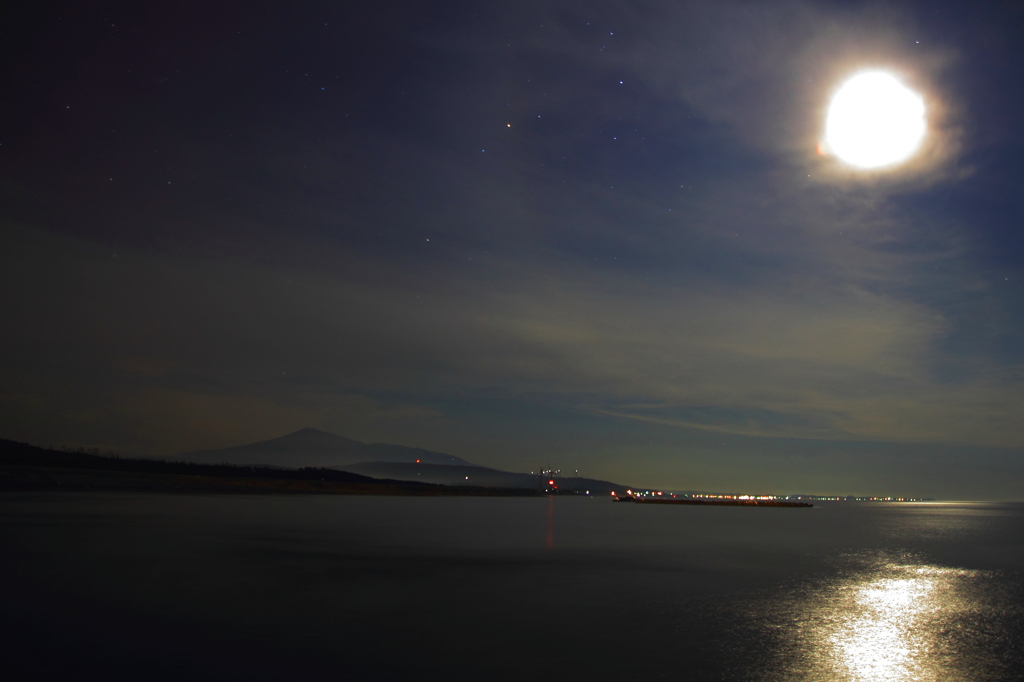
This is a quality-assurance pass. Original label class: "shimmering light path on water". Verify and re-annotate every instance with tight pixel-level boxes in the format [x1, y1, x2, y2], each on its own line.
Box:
[1, 494, 1021, 681]
[832, 565, 962, 679]
[756, 556, 1012, 681]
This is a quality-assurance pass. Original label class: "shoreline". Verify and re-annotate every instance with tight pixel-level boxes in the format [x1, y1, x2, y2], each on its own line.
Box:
[617, 496, 813, 508]
[0, 439, 538, 497]
[0, 464, 538, 497]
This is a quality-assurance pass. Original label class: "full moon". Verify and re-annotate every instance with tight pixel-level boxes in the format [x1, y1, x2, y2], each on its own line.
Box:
[824, 71, 926, 169]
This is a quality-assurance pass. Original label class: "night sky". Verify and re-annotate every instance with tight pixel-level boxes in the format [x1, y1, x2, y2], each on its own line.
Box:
[3, 1, 1024, 499]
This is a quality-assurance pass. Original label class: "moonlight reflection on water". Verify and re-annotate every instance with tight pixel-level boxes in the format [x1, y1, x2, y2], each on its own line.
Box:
[831, 566, 967, 680]
[781, 558, 986, 681]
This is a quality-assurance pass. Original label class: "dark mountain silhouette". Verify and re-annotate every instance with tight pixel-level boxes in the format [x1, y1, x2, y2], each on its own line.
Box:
[337, 461, 628, 494]
[0, 438, 378, 484]
[0, 439, 534, 496]
[177, 428, 480, 468]
[177, 428, 631, 493]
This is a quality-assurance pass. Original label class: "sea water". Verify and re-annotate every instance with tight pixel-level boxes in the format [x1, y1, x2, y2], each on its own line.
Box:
[1, 493, 1021, 681]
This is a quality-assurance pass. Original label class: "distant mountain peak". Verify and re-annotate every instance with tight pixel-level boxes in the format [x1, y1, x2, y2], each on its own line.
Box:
[177, 429, 478, 469]
[256, 428, 358, 448]
[292, 427, 332, 435]
[282, 427, 340, 437]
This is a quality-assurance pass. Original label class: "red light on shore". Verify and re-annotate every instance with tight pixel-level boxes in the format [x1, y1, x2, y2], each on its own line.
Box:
[548, 479, 555, 485]
[415, 459, 421, 463]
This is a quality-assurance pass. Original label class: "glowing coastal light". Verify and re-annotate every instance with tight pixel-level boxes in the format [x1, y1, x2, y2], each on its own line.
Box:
[824, 71, 926, 169]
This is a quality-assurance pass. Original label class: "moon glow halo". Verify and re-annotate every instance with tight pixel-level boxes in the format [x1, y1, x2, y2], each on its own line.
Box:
[824, 71, 926, 169]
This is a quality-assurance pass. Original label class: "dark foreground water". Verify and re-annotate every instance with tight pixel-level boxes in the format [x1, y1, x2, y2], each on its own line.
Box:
[1, 494, 1022, 681]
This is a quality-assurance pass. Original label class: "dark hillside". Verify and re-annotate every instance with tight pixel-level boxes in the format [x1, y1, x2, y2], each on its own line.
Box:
[0, 440, 532, 496]
[177, 428, 478, 468]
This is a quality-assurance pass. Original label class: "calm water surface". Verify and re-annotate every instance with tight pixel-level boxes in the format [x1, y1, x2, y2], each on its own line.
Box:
[1, 493, 1022, 680]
